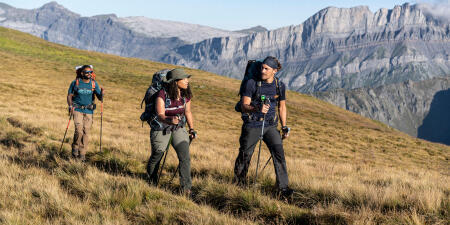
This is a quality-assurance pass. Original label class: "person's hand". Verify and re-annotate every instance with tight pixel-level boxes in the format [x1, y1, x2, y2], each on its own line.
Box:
[98, 88, 105, 102]
[261, 104, 270, 114]
[171, 116, 180, 125]
[68, 105, 74, 115]
[189, 129, 197, 141]
[282, 126, 290, 139]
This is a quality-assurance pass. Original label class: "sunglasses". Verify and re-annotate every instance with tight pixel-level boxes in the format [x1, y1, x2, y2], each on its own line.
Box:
[83, 71, 93, 74]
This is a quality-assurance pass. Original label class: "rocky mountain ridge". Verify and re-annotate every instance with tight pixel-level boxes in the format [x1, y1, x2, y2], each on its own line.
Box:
[313, 77, 450, 144]
[0, 1, 248, 60]
[163, 4, 449, 93]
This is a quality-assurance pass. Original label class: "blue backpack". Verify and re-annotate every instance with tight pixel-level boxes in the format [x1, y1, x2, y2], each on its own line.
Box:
[140, 69, 170, 125]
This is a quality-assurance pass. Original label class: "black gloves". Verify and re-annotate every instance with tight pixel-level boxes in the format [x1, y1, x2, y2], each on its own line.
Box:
[281, 126, 290, 139]
[189, 129, 197, 141]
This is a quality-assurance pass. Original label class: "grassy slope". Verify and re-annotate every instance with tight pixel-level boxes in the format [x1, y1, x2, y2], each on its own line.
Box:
[0, 27, 448, 224]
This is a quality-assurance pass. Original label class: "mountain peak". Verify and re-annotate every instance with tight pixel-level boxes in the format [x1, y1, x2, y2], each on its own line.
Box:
[0, 2, 13, 9]
[40, 1, 64, 9]
[234, 25, 268, 34]
[37, 1, 79, 17]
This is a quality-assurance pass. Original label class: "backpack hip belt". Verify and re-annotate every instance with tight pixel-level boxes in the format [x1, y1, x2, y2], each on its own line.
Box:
[74, 103, 96, 110]
[152, 115, 186, 132]
[243, 113, 276, 123]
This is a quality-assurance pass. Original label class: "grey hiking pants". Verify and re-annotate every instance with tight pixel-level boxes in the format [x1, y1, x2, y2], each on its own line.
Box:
[147, 127, 191, 190]
[234, 125, 289, 189]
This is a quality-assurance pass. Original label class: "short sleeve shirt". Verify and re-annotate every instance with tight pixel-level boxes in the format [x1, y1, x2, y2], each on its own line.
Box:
[68, 79, 101, 114]
[157, 89, 191, 117]
[242, 78, 286, 128]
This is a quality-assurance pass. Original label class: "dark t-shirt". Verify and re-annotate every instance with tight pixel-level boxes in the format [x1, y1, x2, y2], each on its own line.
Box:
[157, 89, 191, 117]
[242, 78, 286, 128]
[68, 79, 101, 114]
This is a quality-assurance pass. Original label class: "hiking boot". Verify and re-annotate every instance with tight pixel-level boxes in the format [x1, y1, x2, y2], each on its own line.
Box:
[181, 189, 192, 198]
[280, 187, 294, 199]
[232, 176, 247, 187]
[145, 173, 158, 186]
[78, 154, 86, 162]
[71, 149, 79, 158]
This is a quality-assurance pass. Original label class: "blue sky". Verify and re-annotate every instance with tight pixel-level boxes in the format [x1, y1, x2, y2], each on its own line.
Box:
[0, 0, 440, 30]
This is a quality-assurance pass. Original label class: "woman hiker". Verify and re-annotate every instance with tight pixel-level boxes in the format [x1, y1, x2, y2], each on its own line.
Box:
[146, 68, 197, 194]
[233, 56, 293, 197]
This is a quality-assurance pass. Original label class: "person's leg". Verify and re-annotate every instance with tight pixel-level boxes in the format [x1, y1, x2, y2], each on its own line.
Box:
[71, 111, 83, 158]
[79, 113, 93, 160]
[263, 126, 289, 190]
[171, 128, 191, 191]
[147, 129, 171, 184]
[234, 125, 261, 184]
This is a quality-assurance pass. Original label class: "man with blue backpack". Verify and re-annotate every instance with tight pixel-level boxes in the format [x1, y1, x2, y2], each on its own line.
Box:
[67, 65, 104, 161]
[234, 56, 293, 197]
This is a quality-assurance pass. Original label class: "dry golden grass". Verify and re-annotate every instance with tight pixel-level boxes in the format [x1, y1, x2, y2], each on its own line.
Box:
[0, 26, 448, 224]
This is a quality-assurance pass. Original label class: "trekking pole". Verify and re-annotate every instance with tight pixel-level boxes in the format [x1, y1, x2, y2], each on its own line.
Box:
[259, 126, 290, 176]
[59, 108, 74, 152]
[254, 95, 269, 183]
[261, 155, 272, 174]
[156, 134, 173, 187]
[99, 101, 103, 152]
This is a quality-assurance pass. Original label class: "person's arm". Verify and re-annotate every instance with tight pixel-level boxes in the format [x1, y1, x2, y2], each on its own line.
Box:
[279, 82, 290, 139]
[67, 94, 73, 106]
[241, 96, 257, 113]
[279, 100, 287, 127]
[185, 100, 197, 140]
[156, 97, 179, 125]
[67, 82, 74, 113]
[185, 101, 194, 130]
[94, 81, 104, 102]
[242, 96, 269, 114]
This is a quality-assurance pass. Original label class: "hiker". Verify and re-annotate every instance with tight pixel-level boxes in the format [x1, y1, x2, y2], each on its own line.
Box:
[67, 65, 104, 161]
[146, 68, 196, 193]
[233, 56, 293, 196]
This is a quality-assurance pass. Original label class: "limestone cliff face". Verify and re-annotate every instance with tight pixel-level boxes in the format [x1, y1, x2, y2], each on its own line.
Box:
[163, 4, 449, 93]
[313, 77, 450, 139]
[2, 3, 448, 93]
[0, 2, 245, 60]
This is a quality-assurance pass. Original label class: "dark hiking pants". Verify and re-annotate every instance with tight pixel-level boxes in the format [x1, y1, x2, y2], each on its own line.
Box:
[147, 128, 191, 190]
[234, 125, 289, 189]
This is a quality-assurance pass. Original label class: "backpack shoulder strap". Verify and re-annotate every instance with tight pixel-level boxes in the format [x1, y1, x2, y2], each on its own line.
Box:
[275, 78, 281, 101]
[255, 80, 262, 100]
[163, 89, 171, 109]
[274, 78, 282, 111]
[91, 79, 95, 91]
[72, 79, 79, 94]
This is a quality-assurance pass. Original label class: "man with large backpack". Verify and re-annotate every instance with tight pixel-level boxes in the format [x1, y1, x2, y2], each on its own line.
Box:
[67, 65, 104, 161]
[234, 56, 293, 197]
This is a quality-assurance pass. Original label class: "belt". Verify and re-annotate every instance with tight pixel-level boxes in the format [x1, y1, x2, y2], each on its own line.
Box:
[74, 103, 96, 110]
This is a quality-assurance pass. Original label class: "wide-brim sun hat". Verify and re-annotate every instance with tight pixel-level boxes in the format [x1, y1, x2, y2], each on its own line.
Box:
[162, 68, 191, 83]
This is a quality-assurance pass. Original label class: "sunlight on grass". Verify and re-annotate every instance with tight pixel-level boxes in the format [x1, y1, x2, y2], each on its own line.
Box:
[0, 26, 448, 224]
